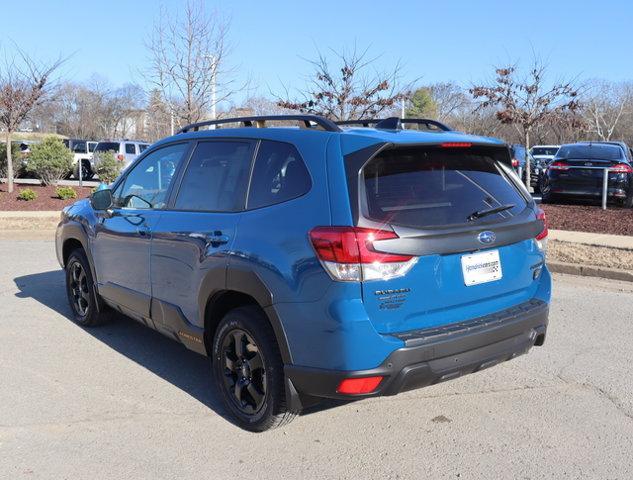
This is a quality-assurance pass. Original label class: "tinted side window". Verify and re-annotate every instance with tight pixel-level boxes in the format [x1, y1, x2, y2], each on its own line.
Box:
[95, 142, 120, 153]
[125, 143, 136, 154]
[139, 144, 149, 152]
[72, 141, 87, 154]
[113, 143, 188, 209]
[174, 141, 254, 212]
[247, 141, 311, 209]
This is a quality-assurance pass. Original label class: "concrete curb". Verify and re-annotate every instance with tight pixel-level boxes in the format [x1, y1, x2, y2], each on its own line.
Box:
[550, 229, 633, 250]
[0, 210, 60, 218]
[548, 261, 633, 283]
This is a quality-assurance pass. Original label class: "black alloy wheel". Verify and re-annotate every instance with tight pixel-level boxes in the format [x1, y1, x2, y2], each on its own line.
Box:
[64, 249, 110, 327]
[221, 328, 267, 415]
[212, 306, 296, 431]
[68, 260, 91, 318]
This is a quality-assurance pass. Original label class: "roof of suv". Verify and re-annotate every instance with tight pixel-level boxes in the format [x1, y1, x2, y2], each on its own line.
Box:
[153, 115, 505, 152]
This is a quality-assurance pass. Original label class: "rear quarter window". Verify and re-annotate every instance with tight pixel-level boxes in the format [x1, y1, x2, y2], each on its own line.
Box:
[247, 140, 311, 209]
[361, 146, 527, 229]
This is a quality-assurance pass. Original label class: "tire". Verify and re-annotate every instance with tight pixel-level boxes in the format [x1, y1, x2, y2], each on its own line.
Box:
[532, 175, 542, 194]
[74, 160, 94, 181]
[540, 184, 557, 204]
[65, 248, 110, 327]
[212, 306, 296, 431]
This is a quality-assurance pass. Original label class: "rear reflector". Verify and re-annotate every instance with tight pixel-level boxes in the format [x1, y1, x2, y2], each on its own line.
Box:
[309, 227, 417, 282]
[337, 376, 383, 394]
[441, 142, 472, 148]
[535, 208, 548, 252]
[610, 163, 633, 174]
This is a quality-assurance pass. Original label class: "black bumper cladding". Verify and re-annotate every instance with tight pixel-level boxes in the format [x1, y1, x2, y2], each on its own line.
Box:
[285, 299, 548, 401]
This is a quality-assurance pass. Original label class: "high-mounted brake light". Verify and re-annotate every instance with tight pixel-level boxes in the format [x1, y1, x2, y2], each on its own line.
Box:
[337, 376, 383, 394]
[610, 163, 633, 174]
[441, 142, 472, 148]
[548, 161, 569, 171]
[309, 227, 417, 282]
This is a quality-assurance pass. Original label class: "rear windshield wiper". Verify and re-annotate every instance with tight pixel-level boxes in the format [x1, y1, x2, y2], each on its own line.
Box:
[467, 204, 515, 222]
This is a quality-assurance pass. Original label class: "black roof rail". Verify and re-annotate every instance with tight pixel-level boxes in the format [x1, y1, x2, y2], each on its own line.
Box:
[177, 115, 342, 134]
[336, 117, 452, 132]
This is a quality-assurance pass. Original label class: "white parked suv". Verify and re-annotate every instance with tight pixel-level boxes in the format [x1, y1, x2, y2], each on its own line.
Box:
[529, 145, 560, 164]
[90, 140, 151, 176]
[64, 139, 98, 180]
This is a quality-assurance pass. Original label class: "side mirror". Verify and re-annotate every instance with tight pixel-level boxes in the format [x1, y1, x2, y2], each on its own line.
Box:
[90, 189, 113, 211]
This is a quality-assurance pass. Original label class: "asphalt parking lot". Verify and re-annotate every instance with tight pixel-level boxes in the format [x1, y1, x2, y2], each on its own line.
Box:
[1, 238, 632, 479]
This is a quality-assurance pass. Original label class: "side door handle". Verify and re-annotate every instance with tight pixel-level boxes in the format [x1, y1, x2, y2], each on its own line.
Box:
[188, 231, 229, 247]
[206, 231, 229, 246]
[137, 224, 151, 237]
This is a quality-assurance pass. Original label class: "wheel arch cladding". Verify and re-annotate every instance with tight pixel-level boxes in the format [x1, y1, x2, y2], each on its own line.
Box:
[62, 238, 84, 266]
[203, 289, 293, 364]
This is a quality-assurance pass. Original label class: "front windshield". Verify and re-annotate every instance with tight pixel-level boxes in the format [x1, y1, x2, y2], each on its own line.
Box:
[532, 147, 559, 156]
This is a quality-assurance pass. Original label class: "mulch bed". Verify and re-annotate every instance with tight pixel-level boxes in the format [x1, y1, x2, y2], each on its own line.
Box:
[0, 184, 92, 211]
[541, 203, 633, 236]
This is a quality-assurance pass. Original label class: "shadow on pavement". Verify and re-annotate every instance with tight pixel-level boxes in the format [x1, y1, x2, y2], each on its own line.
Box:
[13, 269, 231, 422]
[13, 269, 349, 425]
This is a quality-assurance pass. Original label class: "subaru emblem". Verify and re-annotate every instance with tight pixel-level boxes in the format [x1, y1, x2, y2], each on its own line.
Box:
[478, 231, 496, 245]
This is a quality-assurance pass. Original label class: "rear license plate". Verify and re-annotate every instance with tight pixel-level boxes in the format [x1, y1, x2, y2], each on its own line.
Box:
[461, 250, 502, 286]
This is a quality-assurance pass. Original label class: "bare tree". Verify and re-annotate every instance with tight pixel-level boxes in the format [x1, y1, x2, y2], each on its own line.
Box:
[52, 77, 145, 140]
[145, 88, 172, 141]
[276, 45, 411, 121]
[0, 47, 64, 192]
[428, 82, 471, 122]
[583, 80, 633, 141]
[145, 0, 241, 129]
[470, 58, 581, 187]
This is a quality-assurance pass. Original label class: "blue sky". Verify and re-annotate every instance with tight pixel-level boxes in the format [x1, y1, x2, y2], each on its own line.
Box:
[2, 0, 632, 103]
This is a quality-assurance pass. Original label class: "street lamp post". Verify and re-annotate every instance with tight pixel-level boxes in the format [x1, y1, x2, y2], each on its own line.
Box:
[205, 54, 217, 127]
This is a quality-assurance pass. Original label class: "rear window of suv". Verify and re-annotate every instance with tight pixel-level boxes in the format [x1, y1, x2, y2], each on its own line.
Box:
[361, 146, 527, 229]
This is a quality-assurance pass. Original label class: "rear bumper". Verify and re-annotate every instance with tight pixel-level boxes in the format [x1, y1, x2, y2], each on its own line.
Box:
[285, 298, 548, 402]
[546, 176, 631, 198]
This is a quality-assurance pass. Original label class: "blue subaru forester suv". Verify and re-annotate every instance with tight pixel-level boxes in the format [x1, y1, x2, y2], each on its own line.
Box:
[56, 115, 551, 431]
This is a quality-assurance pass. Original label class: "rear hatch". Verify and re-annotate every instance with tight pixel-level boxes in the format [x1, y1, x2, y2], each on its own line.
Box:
[353, 143, 545, 334]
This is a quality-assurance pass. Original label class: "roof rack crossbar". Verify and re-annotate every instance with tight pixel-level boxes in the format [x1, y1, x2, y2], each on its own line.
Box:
[178, 115, 342, 134]
[335, 117, 452, 132]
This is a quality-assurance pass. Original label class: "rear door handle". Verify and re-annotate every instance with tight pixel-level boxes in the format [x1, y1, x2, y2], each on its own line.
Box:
[206, 232, 229, 246]
[189, 231, 229, 246]
[137, 225, 151, 237]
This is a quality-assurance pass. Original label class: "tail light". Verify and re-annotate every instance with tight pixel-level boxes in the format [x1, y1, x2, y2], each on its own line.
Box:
[337, 376, 383, 394]
[309, 227, 417, 282]
[511, 158, 520, 168]
[548, 161, 569, 171]
[610, 163, 633, 174]
[116, 154, 125, 162]
[535, 208, 548, 251]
